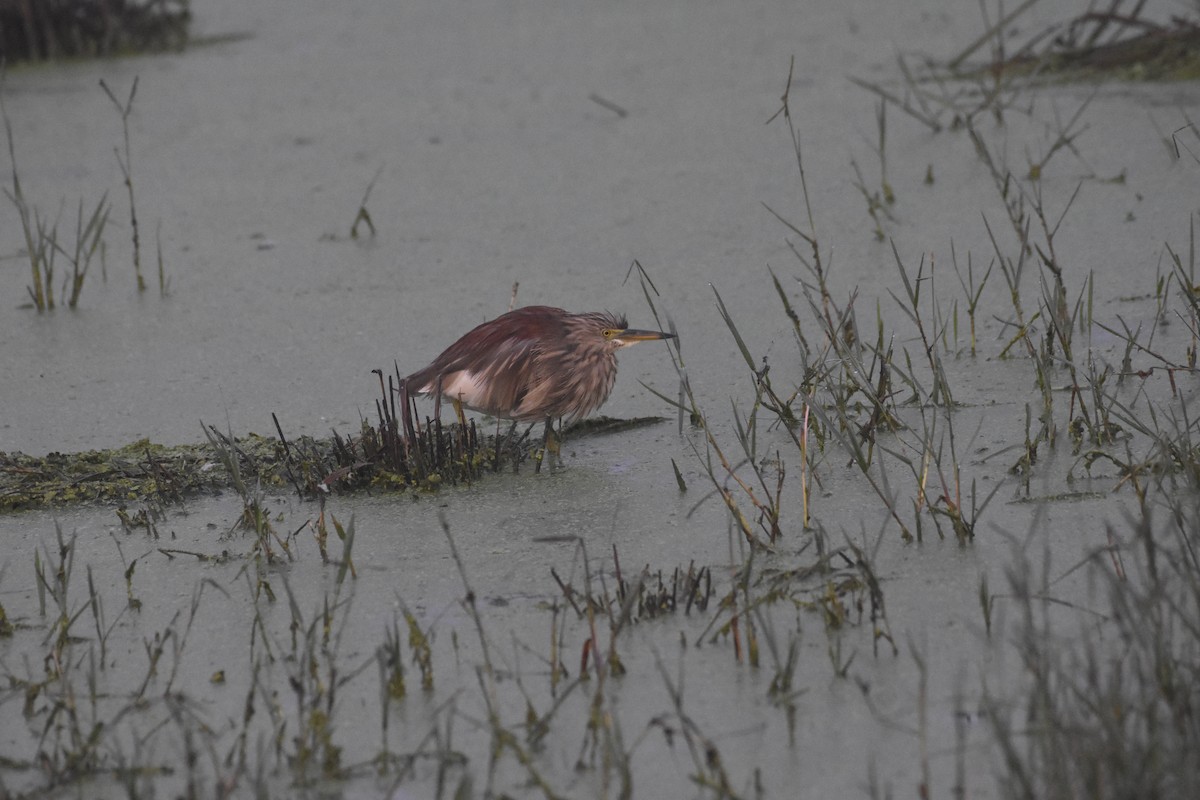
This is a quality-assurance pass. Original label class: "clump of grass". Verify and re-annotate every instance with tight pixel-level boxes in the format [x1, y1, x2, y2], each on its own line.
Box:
[33, 522, 88, 662]
[832, 19, 1200, 793]
[648, 643, 754, 798]
[550, 543, 714, 627]
[2, 79, 110, 311]
[989, 478, 1200, 799]
[202, 423, 298, 574]
[634, 268, 789, 549]
[950, 243, 993, 357]
[12, 523, 232, 796]
[276, 578, 370, 783]
[374, 634, 468, 793]
[439, 514, 567, 798]
[669, 62, 1010, 546]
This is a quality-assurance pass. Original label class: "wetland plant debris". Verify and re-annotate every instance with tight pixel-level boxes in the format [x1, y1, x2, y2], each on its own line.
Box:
[852, 2, 1200, 139]
[0, 366, 666, 512]
[1, 437, 248, 511]
[0, 424, 481, 512]
[0, 0, 191, 63]
[950, 0, 1200, 82]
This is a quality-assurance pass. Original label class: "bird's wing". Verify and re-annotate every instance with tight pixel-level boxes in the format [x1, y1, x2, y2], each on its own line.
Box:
[406, 308, 569, 419]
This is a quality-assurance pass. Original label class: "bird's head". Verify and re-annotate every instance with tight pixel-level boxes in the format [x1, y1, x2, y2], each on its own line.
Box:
[585, 312, 676, 351]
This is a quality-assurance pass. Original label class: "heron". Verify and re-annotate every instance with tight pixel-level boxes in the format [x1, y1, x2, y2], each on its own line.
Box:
[402, 305, 675, 465]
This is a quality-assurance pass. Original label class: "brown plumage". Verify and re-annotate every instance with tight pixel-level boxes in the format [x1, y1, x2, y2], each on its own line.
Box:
[403, 306, 674, 423]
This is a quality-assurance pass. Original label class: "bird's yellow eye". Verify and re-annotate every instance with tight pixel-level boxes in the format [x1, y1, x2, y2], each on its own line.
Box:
[602, 329, 618, 339]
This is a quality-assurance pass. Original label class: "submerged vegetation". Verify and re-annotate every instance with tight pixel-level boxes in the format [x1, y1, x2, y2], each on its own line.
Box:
[2, 1, 1200, 798]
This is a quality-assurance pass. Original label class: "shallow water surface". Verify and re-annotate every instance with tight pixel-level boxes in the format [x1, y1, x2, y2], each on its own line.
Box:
[2, 0, 1199, 798]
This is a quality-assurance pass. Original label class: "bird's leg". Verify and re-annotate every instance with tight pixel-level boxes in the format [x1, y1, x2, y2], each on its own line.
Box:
[449, 397, 468, 457]
[518, 422, 536, 472]
[452, 397, 467, 429]
[534, 419, 547, 473]
[535, 417, 562, 474]
[508, 421, 520, 471]
[493, 416, 502, 471]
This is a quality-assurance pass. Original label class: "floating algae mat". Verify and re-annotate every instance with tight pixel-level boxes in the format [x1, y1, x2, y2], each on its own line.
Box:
[0, 415, 667, 512]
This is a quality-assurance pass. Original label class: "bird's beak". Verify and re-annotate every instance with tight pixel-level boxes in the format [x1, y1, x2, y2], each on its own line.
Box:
[615, 328, 676, 344]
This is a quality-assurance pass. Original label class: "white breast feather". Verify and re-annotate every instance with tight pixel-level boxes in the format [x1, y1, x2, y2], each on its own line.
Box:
[430, 371, 488, 408]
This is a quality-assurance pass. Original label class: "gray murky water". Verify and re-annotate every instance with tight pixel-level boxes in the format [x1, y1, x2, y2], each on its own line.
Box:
[3, 0, 1200, 797]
